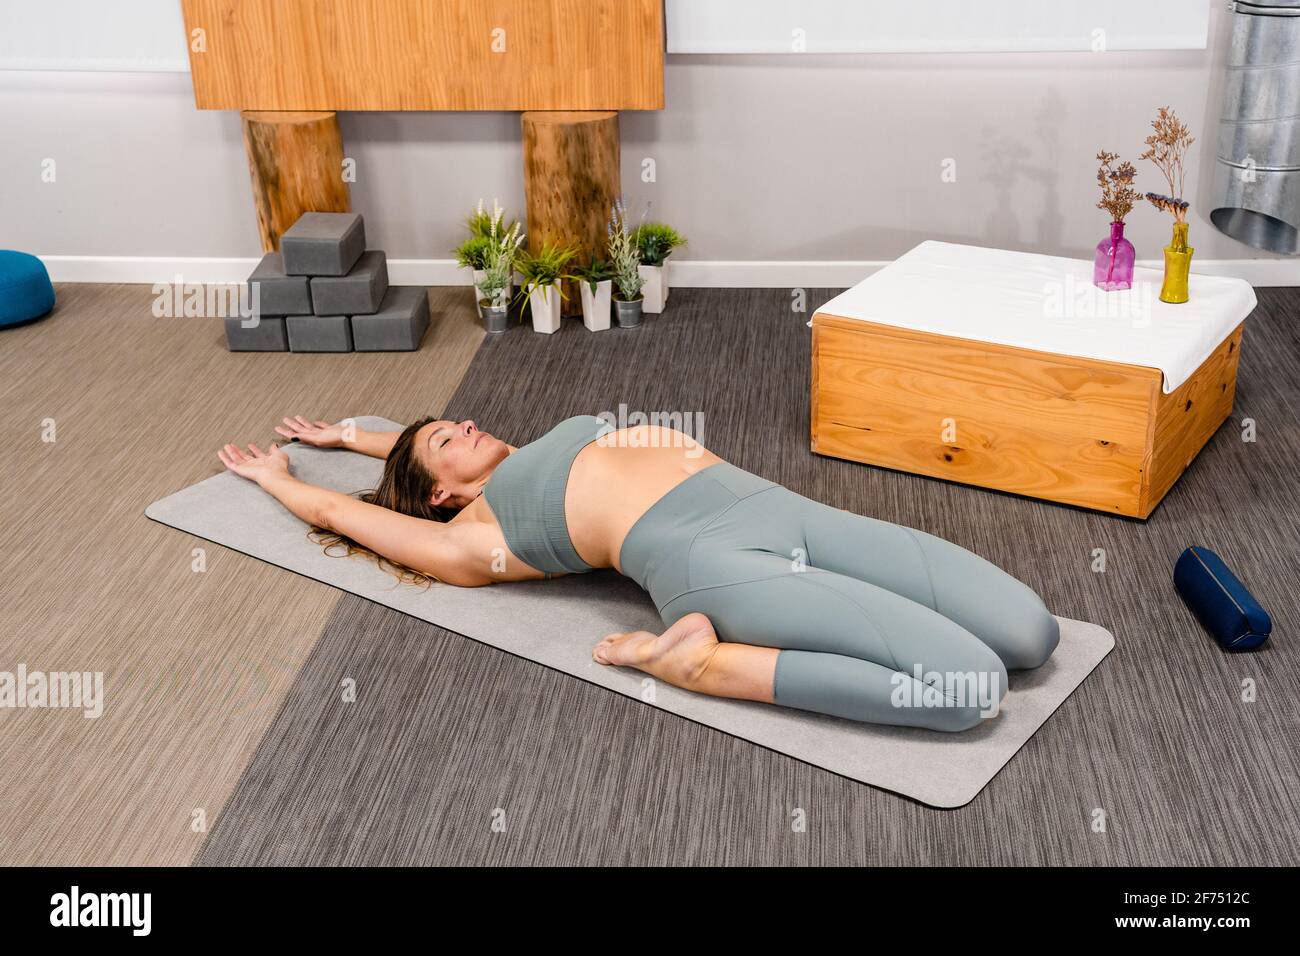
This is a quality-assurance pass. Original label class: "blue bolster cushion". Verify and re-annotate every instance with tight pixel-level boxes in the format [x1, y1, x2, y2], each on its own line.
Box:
[1173, 546, 1271, 651]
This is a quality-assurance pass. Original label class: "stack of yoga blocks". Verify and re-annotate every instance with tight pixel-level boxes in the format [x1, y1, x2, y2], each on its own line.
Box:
[225, 212, 430, 353]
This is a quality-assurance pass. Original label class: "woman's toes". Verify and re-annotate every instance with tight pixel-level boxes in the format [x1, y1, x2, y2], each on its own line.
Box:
[592, 633, 620, 664]
[593, 631, 640, 665]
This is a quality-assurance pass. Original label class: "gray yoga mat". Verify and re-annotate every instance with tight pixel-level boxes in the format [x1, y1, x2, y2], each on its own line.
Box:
[147, 416, 1114, 808]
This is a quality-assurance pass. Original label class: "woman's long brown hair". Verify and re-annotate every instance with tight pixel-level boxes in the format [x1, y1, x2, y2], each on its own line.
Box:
[309, 417, 459, 587]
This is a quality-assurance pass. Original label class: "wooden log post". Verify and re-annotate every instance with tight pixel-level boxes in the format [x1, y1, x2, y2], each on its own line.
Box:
[521, 111, 621, 316]
[241, 110, 351, 252]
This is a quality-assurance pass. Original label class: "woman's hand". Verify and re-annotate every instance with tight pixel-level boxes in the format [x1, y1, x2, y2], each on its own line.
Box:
[218, 442, 291, 486]
[274, 416, 349, 448]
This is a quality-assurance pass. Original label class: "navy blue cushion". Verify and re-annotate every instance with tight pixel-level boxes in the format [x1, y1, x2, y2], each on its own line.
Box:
[1174, 547, 1271, 651]
[0, 250, 56, 328]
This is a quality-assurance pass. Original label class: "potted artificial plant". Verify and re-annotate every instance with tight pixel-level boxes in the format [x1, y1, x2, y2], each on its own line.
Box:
[608, 199, 644, 328]
[455, 199, 517, 317]
[477, 208, 524, 333]
[454, 235, 491, 317]
[573, 257, 613, 331]
[633, 222, 686, 314]
[516, 243, 577, 334]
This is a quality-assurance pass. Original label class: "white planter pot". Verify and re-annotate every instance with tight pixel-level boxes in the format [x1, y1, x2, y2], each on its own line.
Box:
[580, 279, 612, 331]
[638, 260, 669, 313]
[528, 283, 562, 334]
[471, 268, 486, 318]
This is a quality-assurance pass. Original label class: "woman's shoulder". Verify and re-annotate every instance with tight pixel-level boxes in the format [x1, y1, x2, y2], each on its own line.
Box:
[559, 413, 616, 435]
[443, 500, 551, 583]
[451, 494, 497, 526]
[503, 415, 611, 453]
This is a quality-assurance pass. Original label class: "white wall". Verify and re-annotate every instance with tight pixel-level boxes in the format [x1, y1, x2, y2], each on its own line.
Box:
[665, 0, 1209, 53]
[0, 4, 1286, 277]
[0, 0, 188, 71]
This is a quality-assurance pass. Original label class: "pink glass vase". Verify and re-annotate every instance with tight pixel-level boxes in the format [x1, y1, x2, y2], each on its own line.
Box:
[1093, 221, 1135, 291]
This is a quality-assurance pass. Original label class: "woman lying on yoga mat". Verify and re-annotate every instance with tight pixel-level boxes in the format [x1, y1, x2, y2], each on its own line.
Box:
[218, 414, 1059, 732]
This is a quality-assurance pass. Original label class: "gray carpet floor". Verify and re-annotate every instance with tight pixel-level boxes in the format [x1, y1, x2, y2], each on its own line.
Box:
[197, 288, 1299, 866]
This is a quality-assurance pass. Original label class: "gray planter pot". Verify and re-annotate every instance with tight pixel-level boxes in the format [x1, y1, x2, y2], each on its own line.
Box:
[481, 301, 509, 334]
[613, 297, 644, 328]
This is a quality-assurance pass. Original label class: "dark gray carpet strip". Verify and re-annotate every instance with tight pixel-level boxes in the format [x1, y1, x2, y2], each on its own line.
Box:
[197, 288, 1299, 865]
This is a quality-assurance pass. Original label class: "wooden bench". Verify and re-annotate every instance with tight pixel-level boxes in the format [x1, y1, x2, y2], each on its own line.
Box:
[810, 242, 1257, 518]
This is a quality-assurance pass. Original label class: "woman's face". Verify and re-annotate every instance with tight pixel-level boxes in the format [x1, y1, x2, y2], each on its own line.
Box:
[413, 419, 509, 506]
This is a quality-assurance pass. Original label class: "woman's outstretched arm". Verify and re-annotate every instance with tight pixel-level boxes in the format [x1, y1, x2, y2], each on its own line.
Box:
[274, 416, 402, 459]
[218, 441, 493, 587]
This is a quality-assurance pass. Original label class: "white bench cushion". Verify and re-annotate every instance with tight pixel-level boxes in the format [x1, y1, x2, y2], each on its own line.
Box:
[815, 240, 1258, 393]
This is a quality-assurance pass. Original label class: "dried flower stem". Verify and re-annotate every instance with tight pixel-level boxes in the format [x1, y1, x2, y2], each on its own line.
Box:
[1140, 106, 1195, 223]
[1096, 150, 1140, 223]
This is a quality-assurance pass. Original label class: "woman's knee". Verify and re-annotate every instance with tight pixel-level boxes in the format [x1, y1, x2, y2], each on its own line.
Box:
[924, 701, 991, 733]
[1001, 596, 1060, 669]
[917, 664, 1006, 732]
[903, 648, 1007, 732]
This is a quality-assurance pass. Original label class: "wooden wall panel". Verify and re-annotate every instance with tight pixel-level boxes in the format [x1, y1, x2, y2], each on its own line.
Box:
[181, 0, 664, 111]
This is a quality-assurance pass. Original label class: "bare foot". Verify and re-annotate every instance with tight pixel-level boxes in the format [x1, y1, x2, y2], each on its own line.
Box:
[592, 612, 720, 690]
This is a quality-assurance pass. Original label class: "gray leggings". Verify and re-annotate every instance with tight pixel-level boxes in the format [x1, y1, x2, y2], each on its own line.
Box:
[618, 463, 1059, 732]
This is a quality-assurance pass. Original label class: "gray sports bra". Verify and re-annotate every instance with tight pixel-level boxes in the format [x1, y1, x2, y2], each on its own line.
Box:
[481, 415, 615, 574]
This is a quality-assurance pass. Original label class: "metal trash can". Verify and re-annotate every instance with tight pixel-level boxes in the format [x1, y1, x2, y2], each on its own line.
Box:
[1212, 1, 1300, 253]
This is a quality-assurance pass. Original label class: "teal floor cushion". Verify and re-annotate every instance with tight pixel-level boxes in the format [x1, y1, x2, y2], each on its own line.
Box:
[0, 250, 56, 328]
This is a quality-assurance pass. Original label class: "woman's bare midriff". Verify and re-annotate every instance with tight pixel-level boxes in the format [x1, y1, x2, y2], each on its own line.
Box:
[565, 425, 722, 573]
[451, 425, 721, 578]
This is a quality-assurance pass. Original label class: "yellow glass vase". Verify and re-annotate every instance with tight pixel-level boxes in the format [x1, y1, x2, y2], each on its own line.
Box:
[1160, 221, 1193, 304]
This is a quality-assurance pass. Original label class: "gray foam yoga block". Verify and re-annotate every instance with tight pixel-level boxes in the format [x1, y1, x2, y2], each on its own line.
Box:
[287, 315, 353, 352]
[310, 250, 389, 316]
[280, 212, 365, 277]
[351, 286, 430, 351]
[247, 252, 312, 315]
[224, 315, 288, 352]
